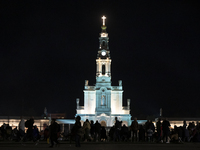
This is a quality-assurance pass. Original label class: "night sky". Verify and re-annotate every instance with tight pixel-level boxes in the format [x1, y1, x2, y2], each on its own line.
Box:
[1, 0, 200, 119]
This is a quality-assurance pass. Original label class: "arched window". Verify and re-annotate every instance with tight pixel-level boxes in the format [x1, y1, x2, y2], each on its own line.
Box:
[102, 65, 105, 75]
[102, 41, 105, 47]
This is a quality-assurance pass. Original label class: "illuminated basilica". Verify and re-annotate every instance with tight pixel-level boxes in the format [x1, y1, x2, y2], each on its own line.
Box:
[0, 16, 199, 130]
[76, 16, 132, 126]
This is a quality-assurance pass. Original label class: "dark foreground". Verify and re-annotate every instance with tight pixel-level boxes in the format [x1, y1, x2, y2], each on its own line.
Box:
[0, 142, 200, 150]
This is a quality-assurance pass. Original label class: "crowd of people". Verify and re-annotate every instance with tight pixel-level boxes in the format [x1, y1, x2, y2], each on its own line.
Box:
[71, 116, 200, 147]
[0, 117, 40, 143]
[0, 117, 61, 147]
[0, 116, 200, 148]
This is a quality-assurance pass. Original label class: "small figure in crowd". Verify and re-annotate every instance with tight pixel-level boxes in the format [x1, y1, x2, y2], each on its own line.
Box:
[162, 118, 171, 143]
[138, 125, 145, 142]
[114, 117, 122, 141]
[156, 118, 162, 142]
[71, 116, 82, 147]
[49, 119, 60, 147]
[83, 119, 92, 142]
[33, 125, 40, 142]
[130, 117, 139, 142]
[90, 120, 95, 140]
[24, 116, 34, 141]
[94, 120, 101, 142]
[18, 116, 25, 140]
[147, 126, 153, 142]
[100, 126, 107, 142]
[121, 124, 129, 141]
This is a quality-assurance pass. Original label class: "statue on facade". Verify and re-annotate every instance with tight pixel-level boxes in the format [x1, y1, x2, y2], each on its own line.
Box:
[101, 95, 106, 105]
[76, 98, 80, 109]
[119, 80, 122, 86]
[127, 99, 130, 109]
[85, 80, 89, 86]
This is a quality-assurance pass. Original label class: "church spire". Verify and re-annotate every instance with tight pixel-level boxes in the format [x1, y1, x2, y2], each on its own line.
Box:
[101, 15, 107, 35]
[97, 16, 110, 58]
[101, 16, 107, 32]
[96, 16, 111, 80]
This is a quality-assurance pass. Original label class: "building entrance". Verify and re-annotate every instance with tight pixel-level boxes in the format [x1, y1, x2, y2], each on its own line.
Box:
[100, 120, 106, 127]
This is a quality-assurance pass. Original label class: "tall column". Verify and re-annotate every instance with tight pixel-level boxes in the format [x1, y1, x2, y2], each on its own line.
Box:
[106, 62, 108, 74]
[109, 61, 111, 75]
[99, 62, 102, 74]
[108, 93, 111, 108]
[96, 62, 99, 73]
[106, 94, 108, 107]
[108, 62, 110, 73]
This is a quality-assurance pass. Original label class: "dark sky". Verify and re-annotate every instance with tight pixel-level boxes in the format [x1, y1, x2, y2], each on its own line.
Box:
[0, 0, 200, 119]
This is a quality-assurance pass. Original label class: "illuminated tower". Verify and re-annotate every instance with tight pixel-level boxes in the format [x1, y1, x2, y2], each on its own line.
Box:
[95, 16, 112, 115]
[76, 16, 131, 126]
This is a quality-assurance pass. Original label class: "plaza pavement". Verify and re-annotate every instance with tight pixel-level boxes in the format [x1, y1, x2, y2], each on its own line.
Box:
[0, 141, 200, 150]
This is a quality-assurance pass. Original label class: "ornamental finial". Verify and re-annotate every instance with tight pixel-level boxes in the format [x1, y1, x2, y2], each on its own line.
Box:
[102, 16, 106, 26]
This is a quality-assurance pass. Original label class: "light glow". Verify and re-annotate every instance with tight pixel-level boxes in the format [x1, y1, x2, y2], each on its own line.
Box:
[101, 33, 108, 37]
[102, 16, 106, 26]
[101, 51, 106, 56]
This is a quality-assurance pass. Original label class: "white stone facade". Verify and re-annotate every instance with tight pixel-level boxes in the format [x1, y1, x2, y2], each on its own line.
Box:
[76, 16, 132, 126]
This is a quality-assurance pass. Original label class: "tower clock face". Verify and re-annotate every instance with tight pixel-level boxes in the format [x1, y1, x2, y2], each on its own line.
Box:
[101, 51, 106, 56]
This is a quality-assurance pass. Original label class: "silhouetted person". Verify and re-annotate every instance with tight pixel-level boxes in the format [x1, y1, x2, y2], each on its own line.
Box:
[100, 126, 107, 141]
[170, 126, 179, 143]
[156, 118, 162, 142]
[18, 116, 25, 140]
[32, 125, 40, 145]
[1, 123, 7, 140]
[139, 125, 145, 142]
[44, 126, 49, 140]
[130, 117, 139, 142]
[121, 124, 129, 141]
[71, 116, 81, 147]
[144, 120, 150, 141]
[49, 119, 59, 147]
[162, 118, 170, 143]
[144, 120, 150, 129]
[83, 119, 91, 142]
[149, 120, 155, 132]
[6, 124, 12, 140]
[25, 116, 34, 141]
[183, 120, 188, 141]
[183, 120, 187, 129]
[94, 120, 101, 142]
[108, 126, 115, 141]
[147, 126, 153, 142]
[90, 120, 95, 140]
[114, 117, 122, 141]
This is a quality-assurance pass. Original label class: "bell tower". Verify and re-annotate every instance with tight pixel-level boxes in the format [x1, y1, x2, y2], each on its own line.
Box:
[95, 16, 112, 116]
[76, 16, 132, 126]
[96, 16, 111, 85]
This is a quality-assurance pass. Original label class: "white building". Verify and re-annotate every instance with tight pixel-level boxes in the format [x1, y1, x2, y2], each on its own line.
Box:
[76, 16, 132, 126]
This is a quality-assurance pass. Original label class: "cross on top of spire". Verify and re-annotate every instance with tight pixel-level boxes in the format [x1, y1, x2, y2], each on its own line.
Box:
[102, 16, 106, 26]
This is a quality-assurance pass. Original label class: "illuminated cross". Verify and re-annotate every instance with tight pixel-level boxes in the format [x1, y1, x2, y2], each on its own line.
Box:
[102, 16, 106, 26]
